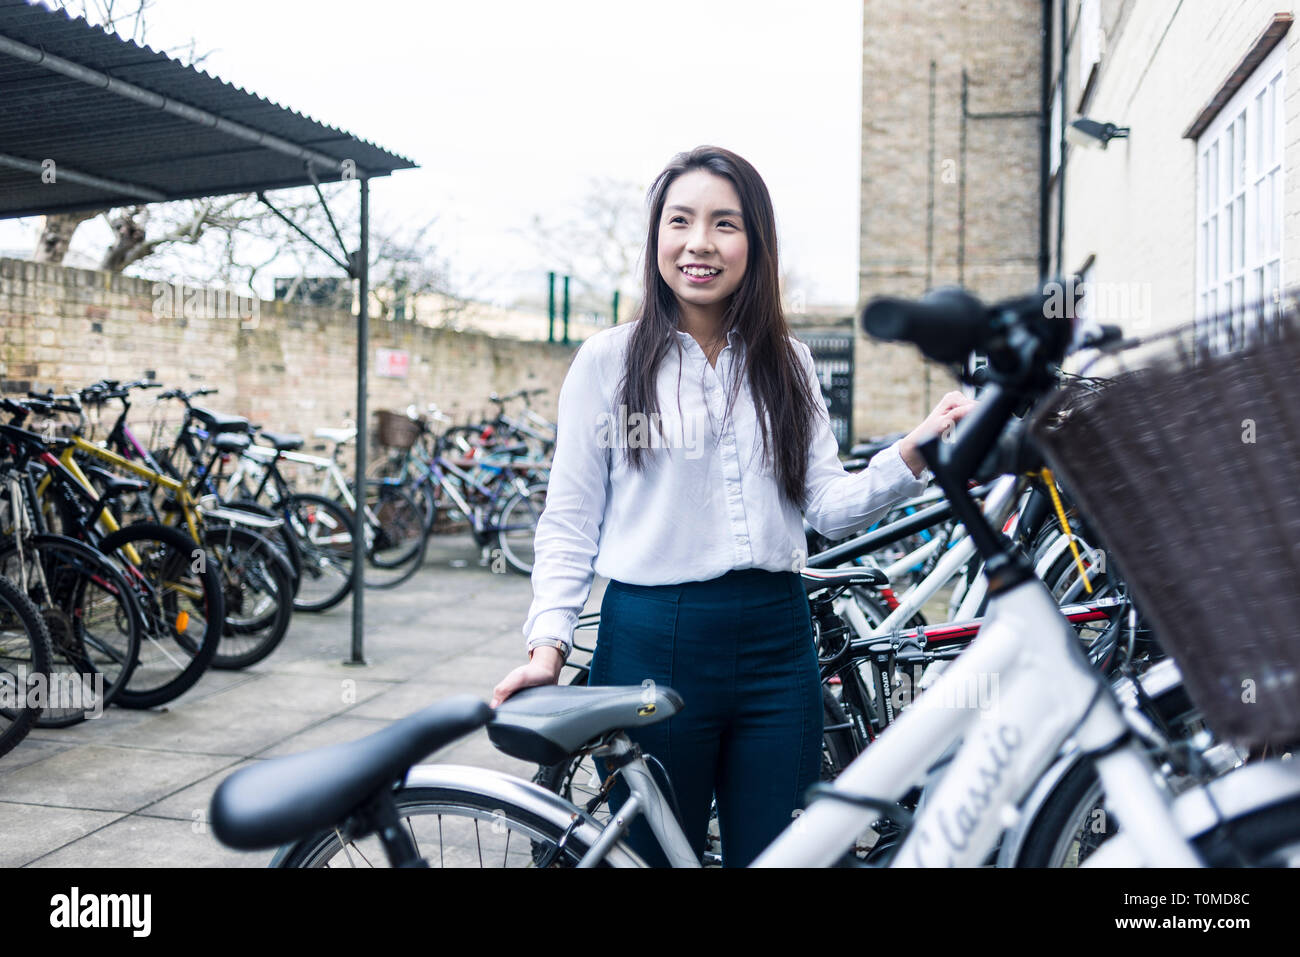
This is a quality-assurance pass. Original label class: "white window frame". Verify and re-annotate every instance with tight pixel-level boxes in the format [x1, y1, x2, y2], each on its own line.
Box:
[1050, 80, 1062, 177]
[1195, 41, 1285, 347]
[1078, 0, 1101, 93]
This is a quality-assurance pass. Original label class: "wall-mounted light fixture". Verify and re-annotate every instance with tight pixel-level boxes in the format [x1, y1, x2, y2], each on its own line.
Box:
[1067, 117, 1131, 149]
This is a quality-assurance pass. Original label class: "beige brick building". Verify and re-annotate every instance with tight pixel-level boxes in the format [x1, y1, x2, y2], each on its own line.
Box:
[856, 0, 1044, 439]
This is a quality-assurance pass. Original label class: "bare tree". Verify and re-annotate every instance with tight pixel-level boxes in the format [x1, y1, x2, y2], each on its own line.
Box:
[518, 176, 647, 321]
[27, 1, 456, 308]
[32, 0, 223, 267]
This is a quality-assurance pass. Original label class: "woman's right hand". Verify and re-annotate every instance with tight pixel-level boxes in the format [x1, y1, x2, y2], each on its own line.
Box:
[491, 647, 565, 708]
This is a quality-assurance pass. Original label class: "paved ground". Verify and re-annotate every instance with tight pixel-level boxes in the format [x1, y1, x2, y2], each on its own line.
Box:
[2, 537, 951, 867]
[0, 538, 602, 867]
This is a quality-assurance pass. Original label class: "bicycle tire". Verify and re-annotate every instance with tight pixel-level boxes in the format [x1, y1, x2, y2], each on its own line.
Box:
[0, 572, 54, 757]
[1012, 757, 1112, 867]
[201, 525, 295, 670]
[223, 500, 303, 598]
[362, 482, 428, 588]
[101, 522, 224, 709]
[0, 535, 142, 726]
[283, 493, 355, 613]
[1015, 757, 1300, 867]
[494, 481, 547, 575]
[272, 784, 634, 868]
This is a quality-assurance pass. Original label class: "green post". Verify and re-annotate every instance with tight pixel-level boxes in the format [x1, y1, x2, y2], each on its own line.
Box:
[547, 271, 556, 343]
[562, 274, 570, 345]
[612, 289, 620, 325]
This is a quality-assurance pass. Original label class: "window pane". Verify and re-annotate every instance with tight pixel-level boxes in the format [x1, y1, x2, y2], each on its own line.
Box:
[1211, 214, 1219, 282]
[1255, 181, 1266, 261]
[1225, 121, 1235, 194]
[1268, 259, 1280, 301]
[1236, 110, 1247, 189]
[1200, 151, 1208, 217]
[1268, 77, 1279, 165]
[1270, 169, 1281, 253]
[1210, 141, 1219, 208]
[1225, 200, 1234, 270]
[1236, 195, 1245, 271]
[1255, 90, 1266, 175]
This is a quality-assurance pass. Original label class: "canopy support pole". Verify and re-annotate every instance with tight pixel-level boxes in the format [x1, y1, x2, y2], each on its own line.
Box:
[349, 175, 370, 665]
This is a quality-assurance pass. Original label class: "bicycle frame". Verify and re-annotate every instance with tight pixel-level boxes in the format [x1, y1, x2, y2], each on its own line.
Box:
[41, 435, 202, 543]
[838, 476, 1020, 640]
[753, 570, 1200, 867]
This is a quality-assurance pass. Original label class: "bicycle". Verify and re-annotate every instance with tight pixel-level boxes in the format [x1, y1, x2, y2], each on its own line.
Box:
[0, 570, 55, 758]
[6, 395, 227, 704]
[210, 284, 1300, 867]
[0, 433, 141, 724]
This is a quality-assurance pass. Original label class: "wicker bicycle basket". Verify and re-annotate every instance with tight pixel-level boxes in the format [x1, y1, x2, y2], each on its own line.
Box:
[1029, 298, 1300, 749]
[374, 409, 423, 450]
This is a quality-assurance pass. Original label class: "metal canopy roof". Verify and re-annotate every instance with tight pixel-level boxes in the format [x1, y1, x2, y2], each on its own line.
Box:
[0, 0, 414, 662]
[0, 0, 416, 218]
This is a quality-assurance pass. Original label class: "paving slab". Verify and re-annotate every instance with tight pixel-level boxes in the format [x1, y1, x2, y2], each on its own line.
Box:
[27, 813, 268, 868]
[0, 802, 125, 867]
[260, 713, 396, 757]
[103, 699, 329, 756]
[136, 757, 260, 822]
[346, 680, 483, 720]
[0, 548, 606, 866]
[0, 745, 233, 813]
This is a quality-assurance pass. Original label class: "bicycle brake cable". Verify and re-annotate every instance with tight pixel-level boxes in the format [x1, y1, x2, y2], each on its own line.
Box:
[1032, 467, 1093, 595]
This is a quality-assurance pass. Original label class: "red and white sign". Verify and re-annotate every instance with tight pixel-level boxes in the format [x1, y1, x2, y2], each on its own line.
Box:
[376, 348, 410, 379]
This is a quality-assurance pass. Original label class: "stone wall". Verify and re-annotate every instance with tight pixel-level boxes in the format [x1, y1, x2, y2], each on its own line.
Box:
[0, 258, 578, 456]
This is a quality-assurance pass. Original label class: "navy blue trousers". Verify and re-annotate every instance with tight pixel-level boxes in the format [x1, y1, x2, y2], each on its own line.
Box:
[589, 568, 823, 868]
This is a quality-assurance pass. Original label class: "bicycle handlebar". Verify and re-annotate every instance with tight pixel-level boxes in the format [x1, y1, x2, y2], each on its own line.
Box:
[861, 287, 990, 365]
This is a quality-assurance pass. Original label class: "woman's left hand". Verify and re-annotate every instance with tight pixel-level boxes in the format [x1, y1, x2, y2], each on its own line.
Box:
[898, 391, 978, 477]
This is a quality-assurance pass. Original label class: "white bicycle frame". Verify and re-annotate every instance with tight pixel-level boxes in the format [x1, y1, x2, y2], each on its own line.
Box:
[753, 501, 1201, 867]
[840, 477, 1021, 640]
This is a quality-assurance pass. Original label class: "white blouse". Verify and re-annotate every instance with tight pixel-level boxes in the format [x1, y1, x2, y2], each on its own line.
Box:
[522, 321, 928, 655]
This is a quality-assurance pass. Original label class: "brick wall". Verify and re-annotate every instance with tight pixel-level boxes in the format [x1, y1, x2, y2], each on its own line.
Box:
[0, 257, 578, 454]
[858, 0, 1043, 438]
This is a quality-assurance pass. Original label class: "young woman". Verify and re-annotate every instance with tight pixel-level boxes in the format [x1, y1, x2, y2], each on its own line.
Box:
[491, 145, 974, 867]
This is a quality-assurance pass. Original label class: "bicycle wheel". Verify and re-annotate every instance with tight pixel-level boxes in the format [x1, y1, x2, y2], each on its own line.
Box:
[362, 481, 428, 589]
[201, 525, 295, 670]
[1015, 757, 1300, 868]
[494, 482, 547, 575]
[283, 493, 355, 613]
[0, 535, 141, 726]
[0, 572, 53, 757]
[100, 522, 224, 709]
[223, 500, 303, 598]
[272, 785, 634, 868]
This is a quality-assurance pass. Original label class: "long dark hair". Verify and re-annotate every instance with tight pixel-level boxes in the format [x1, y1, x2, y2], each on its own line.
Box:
[616, 145, 821, 509]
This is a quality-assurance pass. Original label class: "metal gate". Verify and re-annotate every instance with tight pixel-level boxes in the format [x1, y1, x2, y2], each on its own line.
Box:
[800, 333, 854, 452]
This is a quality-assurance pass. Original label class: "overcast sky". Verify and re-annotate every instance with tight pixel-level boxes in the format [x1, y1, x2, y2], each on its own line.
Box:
[3, 0, 864, 307]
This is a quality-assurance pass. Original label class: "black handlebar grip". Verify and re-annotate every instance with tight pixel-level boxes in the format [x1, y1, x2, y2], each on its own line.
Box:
[861, 287, 988, 365]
